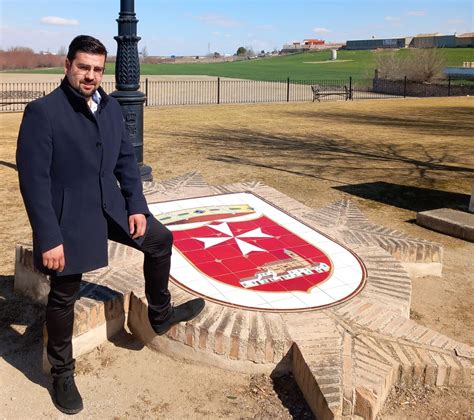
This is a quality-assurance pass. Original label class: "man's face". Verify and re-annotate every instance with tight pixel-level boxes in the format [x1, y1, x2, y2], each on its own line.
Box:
[65, 52, 106, 98]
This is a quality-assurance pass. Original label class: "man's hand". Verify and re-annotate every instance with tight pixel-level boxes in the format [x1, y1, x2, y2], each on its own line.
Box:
[42, 244, 65, 272]
[129, 214, 147, 239]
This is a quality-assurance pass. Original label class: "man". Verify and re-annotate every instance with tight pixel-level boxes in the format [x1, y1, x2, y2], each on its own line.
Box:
[16, 35, 204, 414]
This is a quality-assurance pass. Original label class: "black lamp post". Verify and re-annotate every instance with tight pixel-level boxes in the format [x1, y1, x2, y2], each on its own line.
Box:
[111, 0, 152, 182]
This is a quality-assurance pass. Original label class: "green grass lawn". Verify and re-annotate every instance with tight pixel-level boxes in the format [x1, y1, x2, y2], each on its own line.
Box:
[10, 48, 474, 81]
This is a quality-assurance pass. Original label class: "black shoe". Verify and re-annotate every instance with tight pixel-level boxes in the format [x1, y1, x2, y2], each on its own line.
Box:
[52, 375, 84, 415]
[150, 298, 205, 336]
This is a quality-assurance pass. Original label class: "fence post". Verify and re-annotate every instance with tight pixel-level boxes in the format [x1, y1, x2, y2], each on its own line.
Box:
[145, 78, 148, 106]
[403, 76, 407, 98]
[217, 77, 220, 104]
[287, 77, 290, 102]
[349, 76, 353, 100]
[448, 76, 451, 97]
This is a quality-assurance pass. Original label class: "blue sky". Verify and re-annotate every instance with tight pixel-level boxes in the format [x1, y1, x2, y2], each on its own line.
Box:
[0, 0, 472, 56]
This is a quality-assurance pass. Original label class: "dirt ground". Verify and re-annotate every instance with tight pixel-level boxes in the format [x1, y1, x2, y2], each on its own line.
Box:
[0, 95, 473, 418]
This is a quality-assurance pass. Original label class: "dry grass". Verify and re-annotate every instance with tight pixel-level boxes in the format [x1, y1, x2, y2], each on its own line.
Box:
[143, 97, 473, 204]
[2, 97, 473, 274]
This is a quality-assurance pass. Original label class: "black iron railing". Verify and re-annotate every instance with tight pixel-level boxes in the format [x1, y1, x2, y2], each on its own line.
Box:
[1, 76, 472, 112]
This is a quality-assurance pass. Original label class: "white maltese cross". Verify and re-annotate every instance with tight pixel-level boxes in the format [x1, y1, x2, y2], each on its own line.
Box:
[195, 222, 272, 255]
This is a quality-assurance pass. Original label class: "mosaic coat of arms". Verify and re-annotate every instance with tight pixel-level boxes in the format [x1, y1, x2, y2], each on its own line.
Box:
[150, 193, 365, 311]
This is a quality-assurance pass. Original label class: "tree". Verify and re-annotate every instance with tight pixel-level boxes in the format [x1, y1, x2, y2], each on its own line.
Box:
[245, 46, 255, 57]
[236, 46, 247, 56]
[139, 45, 149, 62]
[8, 46, 34, 53]
[411, 48, 447, 82]
[376, 48, 446, 82]
[57, 46, 67, 56]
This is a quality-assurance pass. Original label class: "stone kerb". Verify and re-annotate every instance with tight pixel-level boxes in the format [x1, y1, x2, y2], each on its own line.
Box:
[13, 172, 473, 420]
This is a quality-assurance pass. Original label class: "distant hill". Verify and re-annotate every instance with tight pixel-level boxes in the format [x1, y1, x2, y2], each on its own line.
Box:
[7, 48, 474, 81]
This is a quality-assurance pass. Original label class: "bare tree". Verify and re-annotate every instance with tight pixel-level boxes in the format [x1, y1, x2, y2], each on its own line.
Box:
[57, 46, 67, 56]
[376, 48, 446, 82]
[0, 47, 63, 70]
[8, 46, 34, 53]
[244, 46, 255, 57]
[139, 45, 149, 63]
[408, 48, 446, 82]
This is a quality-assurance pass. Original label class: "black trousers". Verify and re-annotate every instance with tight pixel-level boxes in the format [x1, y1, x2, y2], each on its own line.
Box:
[45, 215, 173, 378]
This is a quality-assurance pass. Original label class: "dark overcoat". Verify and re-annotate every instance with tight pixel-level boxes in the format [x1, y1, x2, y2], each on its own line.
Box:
[16, 78, 150, 276]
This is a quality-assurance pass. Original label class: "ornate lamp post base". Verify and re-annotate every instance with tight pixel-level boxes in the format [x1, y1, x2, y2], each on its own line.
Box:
[112, 0, 152, 182]
[110, 90, 152, 182]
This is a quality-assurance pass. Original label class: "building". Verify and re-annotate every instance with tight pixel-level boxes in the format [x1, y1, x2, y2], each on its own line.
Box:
[411, 33, 456, 48]
[281, 38, 344, 54]
[239, 249, 330, 289]
[303, 39, 325, 47]
[346, 33, 474, 50]
[346, 37, 412, 50]
[455, 33, 474, 48]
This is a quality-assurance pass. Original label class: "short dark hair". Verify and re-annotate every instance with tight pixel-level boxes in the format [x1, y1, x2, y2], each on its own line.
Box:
[67, 35, 108, 61]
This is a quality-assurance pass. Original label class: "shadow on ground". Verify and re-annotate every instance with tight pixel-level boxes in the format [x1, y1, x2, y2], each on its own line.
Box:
[0, 160, 17, 171]
[0, 275, 48, 389]
[334, 182, 471, 213]
[271, 372, 315, 419]
[284, 106, 474, 137]
[176, 127, 474, 187]
[0, 275, 144, 391]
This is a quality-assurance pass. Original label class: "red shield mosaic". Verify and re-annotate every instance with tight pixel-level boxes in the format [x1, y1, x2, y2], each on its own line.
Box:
[149, 193, 366, 311]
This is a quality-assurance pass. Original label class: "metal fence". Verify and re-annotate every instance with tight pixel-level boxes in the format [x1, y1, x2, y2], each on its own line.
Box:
[2, 76, 469, 112]
[142, 77, 404, 106]
[373, 76, 474, 98]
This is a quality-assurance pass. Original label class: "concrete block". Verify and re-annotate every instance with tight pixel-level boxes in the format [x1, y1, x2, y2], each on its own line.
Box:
[354, 386, 378, 420]
[401, 261, 443, 278]
[416, 208, 474, 242]
[292, 343, 341, 420]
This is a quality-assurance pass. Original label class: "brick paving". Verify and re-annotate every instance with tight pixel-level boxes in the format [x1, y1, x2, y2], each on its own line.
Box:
[14, 172, 473, 419]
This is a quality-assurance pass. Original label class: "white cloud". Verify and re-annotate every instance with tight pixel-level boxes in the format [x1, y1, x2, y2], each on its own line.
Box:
[195, 13, 241, 28]
[407, 11, 426, 17]
[41, 16, 80, 26]
[313, 27, 330, 34]
[384, 16, 401, 22]
[0, 25, 81, 52]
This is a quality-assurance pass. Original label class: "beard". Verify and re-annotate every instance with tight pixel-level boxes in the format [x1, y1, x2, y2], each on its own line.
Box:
[78, 82, 98, 98]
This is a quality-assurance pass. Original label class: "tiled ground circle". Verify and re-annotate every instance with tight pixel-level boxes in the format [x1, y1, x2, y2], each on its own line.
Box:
[17, 175, 468, 419]
[149, 192, 366, 311]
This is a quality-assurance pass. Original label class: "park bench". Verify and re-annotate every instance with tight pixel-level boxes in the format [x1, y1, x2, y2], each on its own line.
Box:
[0, 90, 45, 106]
[311, 84, 352, 102]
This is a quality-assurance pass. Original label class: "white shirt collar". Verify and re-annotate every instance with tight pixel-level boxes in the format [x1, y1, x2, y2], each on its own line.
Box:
[89, 90, 102, 114]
